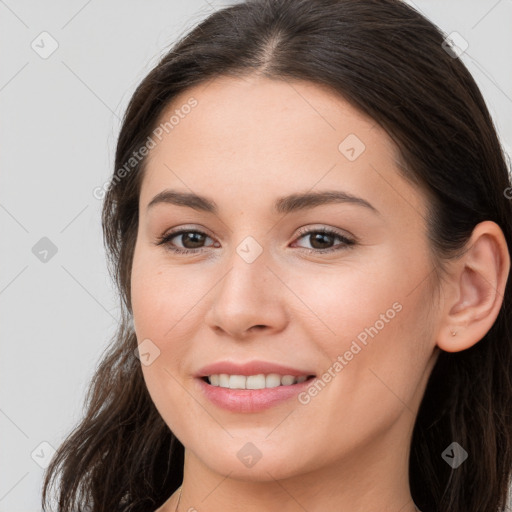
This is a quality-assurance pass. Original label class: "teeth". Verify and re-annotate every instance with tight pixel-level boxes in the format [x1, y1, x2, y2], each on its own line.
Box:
[281, 375, 296, 386]
[206, 373, 310, 389]
[229, 375, 246, 389]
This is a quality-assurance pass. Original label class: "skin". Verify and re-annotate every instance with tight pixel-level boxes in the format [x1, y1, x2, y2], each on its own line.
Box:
[130, 75, 510, 512]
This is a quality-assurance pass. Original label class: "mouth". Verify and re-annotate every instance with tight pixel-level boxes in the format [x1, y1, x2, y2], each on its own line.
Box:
[195, 373, 318, 413]
[194, 360, 318, 412]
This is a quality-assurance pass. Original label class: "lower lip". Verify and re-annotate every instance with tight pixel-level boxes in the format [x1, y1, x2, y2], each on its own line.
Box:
[195, 376, 317, 413]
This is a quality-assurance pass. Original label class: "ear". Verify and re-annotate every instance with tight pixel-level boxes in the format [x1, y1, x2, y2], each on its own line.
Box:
[436, 221, 510, 353]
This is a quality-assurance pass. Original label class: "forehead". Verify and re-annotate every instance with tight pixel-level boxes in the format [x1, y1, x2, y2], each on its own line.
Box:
[148, 75, 381, 161]
[139, 75, 427, 224]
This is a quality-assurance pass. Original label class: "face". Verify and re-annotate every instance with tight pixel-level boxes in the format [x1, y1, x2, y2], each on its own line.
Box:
[131, 75, 440, 482]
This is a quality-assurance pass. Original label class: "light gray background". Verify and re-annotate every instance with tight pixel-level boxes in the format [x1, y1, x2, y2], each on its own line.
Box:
[1, 1, 511, 510]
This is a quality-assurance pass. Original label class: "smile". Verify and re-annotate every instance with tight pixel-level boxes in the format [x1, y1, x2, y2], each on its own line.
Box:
[196, 374, 317, 413]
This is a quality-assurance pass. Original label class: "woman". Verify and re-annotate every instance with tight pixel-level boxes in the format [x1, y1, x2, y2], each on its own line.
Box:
[42, 0, 512, 511]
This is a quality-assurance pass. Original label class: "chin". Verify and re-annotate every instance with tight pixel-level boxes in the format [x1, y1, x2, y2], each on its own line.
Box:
[186, 436, 314, 481]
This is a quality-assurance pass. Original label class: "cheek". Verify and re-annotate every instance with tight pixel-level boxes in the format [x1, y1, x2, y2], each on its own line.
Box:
[295, 250, 431, 389]
[131, 262, 165, 338]
[130, 246, 217, 351]
[131, 242, 186, 337]
[131, 238, 172, 348]
[292, 276, 430, 456]
[130, 249, 204, 431]
[284, 257, 403, 344]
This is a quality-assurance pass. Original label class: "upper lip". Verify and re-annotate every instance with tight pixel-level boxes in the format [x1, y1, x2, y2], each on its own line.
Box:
[196, 360, 316, 378]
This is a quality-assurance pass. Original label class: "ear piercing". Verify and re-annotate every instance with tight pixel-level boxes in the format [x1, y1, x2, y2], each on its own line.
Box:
[450, 329, 457, 336]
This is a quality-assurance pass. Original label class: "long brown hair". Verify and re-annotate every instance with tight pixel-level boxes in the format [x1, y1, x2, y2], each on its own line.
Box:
[42, 1, 512, 510]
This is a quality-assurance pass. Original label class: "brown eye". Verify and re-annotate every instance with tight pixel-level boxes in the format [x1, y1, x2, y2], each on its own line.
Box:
[293, 227, 355, 254]
[156, 229, 216, 254]
[173, 231, 208, 249]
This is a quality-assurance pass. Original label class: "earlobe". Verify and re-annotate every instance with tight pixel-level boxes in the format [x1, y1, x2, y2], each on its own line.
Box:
[436, 221, 510, 353]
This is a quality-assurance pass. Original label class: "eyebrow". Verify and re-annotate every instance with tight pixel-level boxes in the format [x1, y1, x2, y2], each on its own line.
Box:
[146, 189, 379, 215]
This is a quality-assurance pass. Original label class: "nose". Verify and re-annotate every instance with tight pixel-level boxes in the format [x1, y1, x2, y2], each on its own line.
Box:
[203, 246, 288, 340]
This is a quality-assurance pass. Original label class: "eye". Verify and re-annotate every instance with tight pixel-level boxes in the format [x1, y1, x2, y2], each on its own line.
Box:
[155, 226, 355, 255]
[292, 226, 355, 254]
[155, 229, 218, 255]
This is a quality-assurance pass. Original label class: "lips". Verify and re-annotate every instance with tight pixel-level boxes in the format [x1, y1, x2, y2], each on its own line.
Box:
[196, 360, 316, 378]
[193, 360, 318, 412]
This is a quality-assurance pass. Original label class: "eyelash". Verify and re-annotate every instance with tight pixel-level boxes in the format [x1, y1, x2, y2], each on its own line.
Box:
[155, 226, 356, 255]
